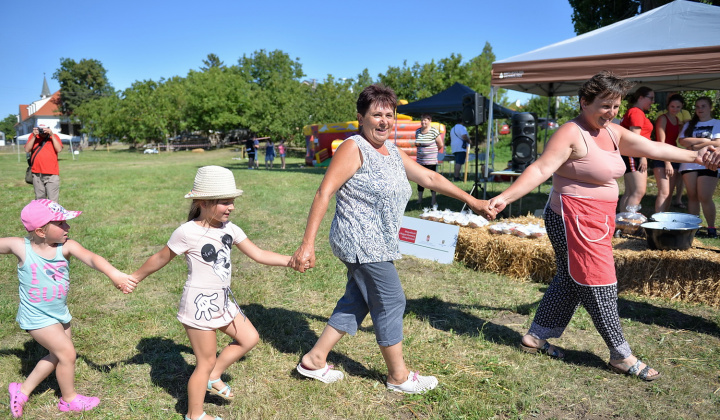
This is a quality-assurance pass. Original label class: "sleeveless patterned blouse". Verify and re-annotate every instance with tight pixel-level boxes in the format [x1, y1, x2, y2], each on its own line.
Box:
[330, 135, 412, 263]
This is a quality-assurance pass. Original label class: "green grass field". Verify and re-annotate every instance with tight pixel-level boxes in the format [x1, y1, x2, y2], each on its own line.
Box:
[0, 146, 718, 419]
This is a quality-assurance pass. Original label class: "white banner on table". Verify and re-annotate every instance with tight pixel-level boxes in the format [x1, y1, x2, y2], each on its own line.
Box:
[398, 216, 459, 264]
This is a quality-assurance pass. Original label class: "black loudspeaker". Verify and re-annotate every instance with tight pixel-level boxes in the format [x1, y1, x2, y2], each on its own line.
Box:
[511, 112, 537, 172]
[462, 93, 486, 126]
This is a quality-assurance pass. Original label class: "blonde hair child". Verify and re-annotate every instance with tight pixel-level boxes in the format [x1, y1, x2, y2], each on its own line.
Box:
[5, 200, 134, 418]
[130, 166, 297, 420]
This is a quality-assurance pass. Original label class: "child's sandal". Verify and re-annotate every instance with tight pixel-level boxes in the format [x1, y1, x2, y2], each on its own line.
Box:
[186, 412, 222, 420]
[9, 382, 29, 418]
[207, 378, 233, 400]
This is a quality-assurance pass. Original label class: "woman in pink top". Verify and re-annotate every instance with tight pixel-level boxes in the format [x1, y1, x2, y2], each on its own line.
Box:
[487, 71, 707, 382]
[618, 86, 654, 213]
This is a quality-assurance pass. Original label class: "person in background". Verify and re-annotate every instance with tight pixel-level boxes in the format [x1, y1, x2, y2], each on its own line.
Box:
[245, 138, 256, 170]
[678, 97, 720, 238]
[618, 87, 654, 213]
[653, 94, 686, 213]
[450, 118, 470, 182]
[290, 84, 494, 394]
[253, 138, 260, 169]
[25, 124, 63, 202]
[487, 71, 708, 382]
[265, 139, 276, 170]
[658, 97, 692, 208]
[414, 113, 443, 206]
[278, 140, 287, 169]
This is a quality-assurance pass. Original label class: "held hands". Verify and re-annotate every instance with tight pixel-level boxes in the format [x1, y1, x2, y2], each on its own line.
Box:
[110, 271, 137, 294]
[289, 244, 315, 273]
[487, 195, 509, 217]
[468, 198, 498, 220]
[701, 146, 720, 170]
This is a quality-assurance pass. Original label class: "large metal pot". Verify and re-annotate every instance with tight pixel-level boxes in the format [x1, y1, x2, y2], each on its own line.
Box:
[641, 221, 699, 250]
[650, 212, 702, 226]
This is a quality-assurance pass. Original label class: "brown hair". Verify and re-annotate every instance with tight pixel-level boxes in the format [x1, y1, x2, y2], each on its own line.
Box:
[625, 86, 653, 105]
[356, 84, 397, 116]
[578, 70, 634, 105]
[420, 113, 432, 121]
[684, 96, 714, 138]
[187, 199, 220, 224]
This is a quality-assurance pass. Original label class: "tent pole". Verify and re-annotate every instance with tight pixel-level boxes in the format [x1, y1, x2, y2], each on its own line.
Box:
[484, 86, 495, 199]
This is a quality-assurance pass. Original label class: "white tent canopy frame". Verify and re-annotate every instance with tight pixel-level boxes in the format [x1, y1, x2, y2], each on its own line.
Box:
[485, 0, 720, 189]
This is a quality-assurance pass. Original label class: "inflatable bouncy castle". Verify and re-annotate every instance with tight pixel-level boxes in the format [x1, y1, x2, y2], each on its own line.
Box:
[303, 115, 446, 167]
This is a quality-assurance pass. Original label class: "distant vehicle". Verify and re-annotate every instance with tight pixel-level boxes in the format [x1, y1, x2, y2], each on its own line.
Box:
[537, 118, 559, 130]
[499, 123, 510, 135]
[144, 148, 159, 154]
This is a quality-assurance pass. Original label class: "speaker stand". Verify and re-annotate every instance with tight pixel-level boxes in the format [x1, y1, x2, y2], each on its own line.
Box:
[461, 124, 484, 213]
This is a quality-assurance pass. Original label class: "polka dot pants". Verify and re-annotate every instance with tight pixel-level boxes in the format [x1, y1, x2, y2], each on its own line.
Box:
[528, 206, 632, 360]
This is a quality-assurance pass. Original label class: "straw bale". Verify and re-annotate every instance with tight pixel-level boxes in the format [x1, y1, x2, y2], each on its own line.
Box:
[456, 216, 720, 307]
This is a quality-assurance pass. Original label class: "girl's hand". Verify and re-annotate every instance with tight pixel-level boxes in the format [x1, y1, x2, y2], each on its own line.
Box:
[109, 271, 135, 294]
[638, 157, 647, 173]
[664, 161, 674, 178]
[701, 146, 719, 170]
[290, 244, 315, 273]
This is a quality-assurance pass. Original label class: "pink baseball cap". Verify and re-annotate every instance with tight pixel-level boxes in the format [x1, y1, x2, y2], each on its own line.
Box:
[21, 199, 82, 231]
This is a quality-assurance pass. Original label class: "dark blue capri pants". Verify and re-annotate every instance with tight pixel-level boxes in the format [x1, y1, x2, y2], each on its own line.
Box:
[328, 260, 406, 347]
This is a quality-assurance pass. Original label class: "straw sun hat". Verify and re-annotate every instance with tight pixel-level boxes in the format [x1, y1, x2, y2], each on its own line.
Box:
[184, 166, 243, 199]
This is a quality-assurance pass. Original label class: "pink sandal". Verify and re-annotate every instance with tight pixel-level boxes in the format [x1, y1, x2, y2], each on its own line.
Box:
[57, 394, 100, 412]
[9, 382, 28, 418]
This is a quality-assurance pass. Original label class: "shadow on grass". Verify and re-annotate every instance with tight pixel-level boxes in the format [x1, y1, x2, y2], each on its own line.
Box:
[406, 296, 610, 371]
[617, 298, 720, 338]
[83, 337, 200, 415]
[242, 304, 384, 383]
[0, 339, 60, 396]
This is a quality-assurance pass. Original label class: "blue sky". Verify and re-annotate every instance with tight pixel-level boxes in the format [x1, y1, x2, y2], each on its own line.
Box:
[0, 0, 577, 122]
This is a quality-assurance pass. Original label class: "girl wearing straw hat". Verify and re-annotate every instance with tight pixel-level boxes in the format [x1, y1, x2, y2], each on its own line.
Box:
[131, 166, 295, 420]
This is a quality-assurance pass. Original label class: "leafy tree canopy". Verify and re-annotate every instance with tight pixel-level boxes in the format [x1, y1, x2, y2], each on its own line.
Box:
[0, 114, 17, 138]
[52, 58, 113, 116]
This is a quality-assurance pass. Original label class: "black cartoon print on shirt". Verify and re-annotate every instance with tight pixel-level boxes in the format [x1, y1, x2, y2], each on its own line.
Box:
[201, 234, 233, 283]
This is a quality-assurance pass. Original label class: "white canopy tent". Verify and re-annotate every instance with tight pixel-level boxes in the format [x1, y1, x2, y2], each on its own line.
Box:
[484, 0, 720, 183]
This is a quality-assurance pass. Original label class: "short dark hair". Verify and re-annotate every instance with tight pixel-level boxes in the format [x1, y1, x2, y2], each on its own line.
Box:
[578, 70, 634, 104]
[357, 84, 397, 116]
[420, 113, 432, 121]
[667, 93, 685, 107]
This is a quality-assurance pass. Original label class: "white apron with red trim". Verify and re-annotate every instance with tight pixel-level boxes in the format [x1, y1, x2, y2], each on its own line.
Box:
[559, 194, 617, 286]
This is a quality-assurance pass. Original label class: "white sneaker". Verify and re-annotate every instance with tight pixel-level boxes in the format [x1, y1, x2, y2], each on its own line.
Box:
[296, 363, 344, 383]
[386, 371, 438, 394]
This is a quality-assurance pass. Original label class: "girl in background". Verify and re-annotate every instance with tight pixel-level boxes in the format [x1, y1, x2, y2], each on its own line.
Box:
[678, 97, 720, 238]
[618, 86, 654, 213]
[653, 94, 686, 212]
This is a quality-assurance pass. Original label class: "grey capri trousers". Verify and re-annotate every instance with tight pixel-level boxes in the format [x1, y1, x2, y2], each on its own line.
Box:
[328, 260, 406, 347]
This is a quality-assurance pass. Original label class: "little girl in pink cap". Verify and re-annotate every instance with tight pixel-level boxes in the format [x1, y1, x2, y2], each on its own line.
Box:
[4, 199, 134, 418]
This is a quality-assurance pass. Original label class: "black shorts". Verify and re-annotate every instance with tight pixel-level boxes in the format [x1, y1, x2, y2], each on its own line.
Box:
[680, 168, 718, 177]
[621, 155, 642, 173]
[652, 160, 680, 170]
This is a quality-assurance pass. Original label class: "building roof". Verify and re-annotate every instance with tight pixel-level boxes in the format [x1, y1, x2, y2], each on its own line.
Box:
[17, 91, 62, 125]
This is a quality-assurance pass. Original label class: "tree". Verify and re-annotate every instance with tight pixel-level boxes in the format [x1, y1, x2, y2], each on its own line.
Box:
[52, 58, 113, 115]
[569, 0, 720, 35]
[0, 114, 17, 139]
[237, 49, 309, 140]
[201, 53, 225, 71]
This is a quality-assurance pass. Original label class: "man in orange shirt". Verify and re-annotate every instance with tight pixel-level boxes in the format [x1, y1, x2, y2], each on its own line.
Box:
[25, 124, 62, 202]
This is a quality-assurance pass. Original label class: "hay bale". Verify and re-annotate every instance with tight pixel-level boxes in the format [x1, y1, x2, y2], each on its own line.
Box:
[191, 148, 205, 153]
[456, 216, 720, 307]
